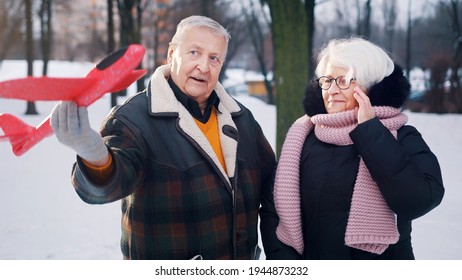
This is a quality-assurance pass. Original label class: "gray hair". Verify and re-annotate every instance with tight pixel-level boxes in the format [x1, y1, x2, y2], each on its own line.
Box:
[315, 37, 394, 89]
[170, 15, 231, 58]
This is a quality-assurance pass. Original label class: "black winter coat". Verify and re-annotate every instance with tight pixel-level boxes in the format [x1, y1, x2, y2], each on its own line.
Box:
[260, 65, 445, 259]
[72, 65, 276, 260]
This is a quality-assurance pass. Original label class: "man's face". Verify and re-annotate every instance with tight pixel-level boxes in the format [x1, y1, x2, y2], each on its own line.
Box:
[168, 26, 227, 105]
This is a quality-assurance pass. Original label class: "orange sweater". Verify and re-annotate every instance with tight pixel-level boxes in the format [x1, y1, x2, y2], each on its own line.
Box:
[193, 107, 227, 173]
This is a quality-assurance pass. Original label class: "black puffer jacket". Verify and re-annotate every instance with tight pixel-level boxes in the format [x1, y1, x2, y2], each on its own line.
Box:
[260, 65, 445, 259]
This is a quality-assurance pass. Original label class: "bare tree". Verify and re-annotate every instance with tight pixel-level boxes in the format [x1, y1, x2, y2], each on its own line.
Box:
[404, 0, 426, 77]
[406, 0, 462, 113]
[218, 12, 248, 83]
[0, 1, 24, 63]
[383, 0, 397, 52]
[356, 0, 372, 39]
[25, 0, 38, 115]
[242, 0, 274, 104]
[116, 0, 147, 48]
[405, 0, 412, 78]
[108, 0, 118, 107]
[424, 56, 449, 113]
[440, 0, 462, 112]
[107, 0, 115, 54]
[329, 0, 373, 39]
[113, 0, 146, 104]
[39, 0, 53, 76]
[144, 0, 172, 70]
[334, 1, 354, 35]
[87, 1, 107, 61]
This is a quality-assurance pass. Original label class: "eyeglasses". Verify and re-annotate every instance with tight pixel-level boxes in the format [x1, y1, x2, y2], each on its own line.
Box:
[316, 75, 356, 90]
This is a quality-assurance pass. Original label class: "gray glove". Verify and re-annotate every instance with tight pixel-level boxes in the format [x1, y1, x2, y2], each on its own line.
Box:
[51, 101, 108, 164]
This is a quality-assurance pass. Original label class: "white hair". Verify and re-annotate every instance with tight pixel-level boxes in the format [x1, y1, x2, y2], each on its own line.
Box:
[315, 37, 394, 89]
[170, 15, 231, 57]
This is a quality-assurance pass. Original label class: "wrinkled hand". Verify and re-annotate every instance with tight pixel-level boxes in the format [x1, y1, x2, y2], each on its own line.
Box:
[51, 101, 109, 165]
[353, 86, 375, 124]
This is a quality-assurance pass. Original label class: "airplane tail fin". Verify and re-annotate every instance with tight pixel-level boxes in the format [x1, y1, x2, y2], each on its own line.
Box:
[0, 114, 53, 156]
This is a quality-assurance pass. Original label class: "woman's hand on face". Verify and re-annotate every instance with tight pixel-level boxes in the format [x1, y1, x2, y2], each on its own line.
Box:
[353, 86, 375, 124]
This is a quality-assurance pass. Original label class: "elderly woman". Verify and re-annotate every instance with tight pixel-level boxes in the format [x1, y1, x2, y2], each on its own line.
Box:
[260, 37, 444, 260]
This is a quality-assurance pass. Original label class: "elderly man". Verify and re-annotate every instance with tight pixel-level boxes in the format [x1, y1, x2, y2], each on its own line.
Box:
[51, 15, 275, 260]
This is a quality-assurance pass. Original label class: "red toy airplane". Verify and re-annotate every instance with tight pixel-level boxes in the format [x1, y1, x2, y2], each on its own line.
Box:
[0, 44, 147, 156]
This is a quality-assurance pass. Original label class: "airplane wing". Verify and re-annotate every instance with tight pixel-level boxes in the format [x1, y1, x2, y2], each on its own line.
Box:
[0, 76, 95, 101]
[108, 69, 147, 93]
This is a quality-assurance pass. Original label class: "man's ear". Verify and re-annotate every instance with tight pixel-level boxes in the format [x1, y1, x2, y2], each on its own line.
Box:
[167, 44, 174, 64]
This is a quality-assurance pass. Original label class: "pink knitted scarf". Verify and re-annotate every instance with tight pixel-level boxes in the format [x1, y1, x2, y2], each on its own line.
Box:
[274, 106, 408, 255]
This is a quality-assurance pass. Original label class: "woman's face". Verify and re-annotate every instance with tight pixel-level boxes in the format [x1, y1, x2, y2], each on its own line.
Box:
[321, 65, 361, 114]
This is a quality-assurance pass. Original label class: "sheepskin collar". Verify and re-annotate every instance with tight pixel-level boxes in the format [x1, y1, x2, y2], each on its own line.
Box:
[147, 64, 241, 116]
[303, 64, 411, 116]
[145, 64, 241, 182]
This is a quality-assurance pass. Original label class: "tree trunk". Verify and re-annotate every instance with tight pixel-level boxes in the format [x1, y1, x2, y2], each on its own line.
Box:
[25, 0, 38, 115]
[305, 0, 315, 80]
[383, 0, 397, 52]
[108, 0, 118, 108]
[265, 0, 309, 156]
[405, 0, 412, 78]
[40, 0, 52, 76]
[362, 0, 372, 39]
[115, 0, 145, 103]
[135, 1, 145, 92]
[448, 0, 462, 112]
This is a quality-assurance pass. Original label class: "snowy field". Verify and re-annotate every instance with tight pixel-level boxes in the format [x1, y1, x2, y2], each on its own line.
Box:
[0, 60, 461, 261]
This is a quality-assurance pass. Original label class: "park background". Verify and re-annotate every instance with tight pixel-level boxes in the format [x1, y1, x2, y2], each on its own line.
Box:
[0, 58, 460, 260]
[0, 0, 461, 260]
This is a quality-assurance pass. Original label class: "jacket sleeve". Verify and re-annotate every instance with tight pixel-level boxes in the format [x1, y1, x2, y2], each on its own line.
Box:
[350, 117, 444, 221]
[259, 174, 303, 260]
[71, 114, 148, 204]
[251, 111, 302, 259]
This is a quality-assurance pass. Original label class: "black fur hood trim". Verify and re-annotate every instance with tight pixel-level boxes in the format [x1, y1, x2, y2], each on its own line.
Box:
[302, 64, 410, 117]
